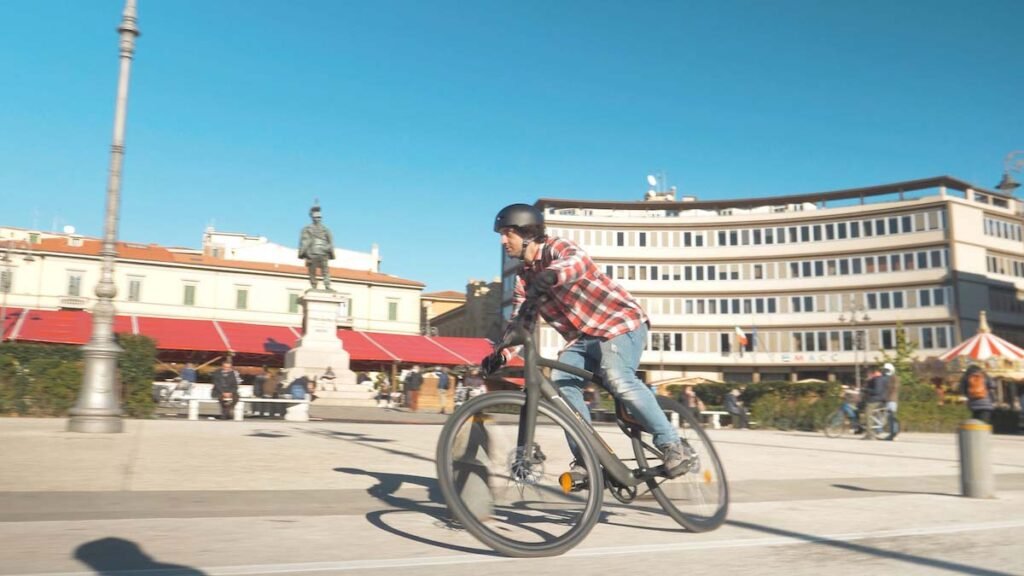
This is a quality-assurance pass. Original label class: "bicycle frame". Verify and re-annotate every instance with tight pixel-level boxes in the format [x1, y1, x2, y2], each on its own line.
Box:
[500, 308, 665, 490]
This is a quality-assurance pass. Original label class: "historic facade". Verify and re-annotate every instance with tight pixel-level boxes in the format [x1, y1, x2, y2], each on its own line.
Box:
[500, 176, 1024, 383]
[0, 227, 423, 335]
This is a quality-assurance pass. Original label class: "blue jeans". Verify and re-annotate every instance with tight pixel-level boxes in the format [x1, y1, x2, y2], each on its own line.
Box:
[551, 324, 679, 448]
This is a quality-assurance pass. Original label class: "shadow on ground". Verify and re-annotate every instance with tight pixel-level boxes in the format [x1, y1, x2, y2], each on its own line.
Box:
[74, 537, 206, 575]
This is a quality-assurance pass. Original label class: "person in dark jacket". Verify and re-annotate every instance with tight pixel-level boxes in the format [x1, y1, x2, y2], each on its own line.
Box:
[961, 365, 997, 423]
[403, 365, 424, 412]
[862, 368, 887, 439]
[724, 388, 749, 429]
[211, 359, 241, 420]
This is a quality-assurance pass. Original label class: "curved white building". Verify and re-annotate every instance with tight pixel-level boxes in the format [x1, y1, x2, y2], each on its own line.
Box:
[502, 176, 1024, 384]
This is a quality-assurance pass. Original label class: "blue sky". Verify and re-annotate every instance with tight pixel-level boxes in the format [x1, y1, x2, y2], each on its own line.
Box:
[1, 0, 1021, 292]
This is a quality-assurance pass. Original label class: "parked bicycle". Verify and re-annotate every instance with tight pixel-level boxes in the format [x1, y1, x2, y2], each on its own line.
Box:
[435, 296, 729, 557]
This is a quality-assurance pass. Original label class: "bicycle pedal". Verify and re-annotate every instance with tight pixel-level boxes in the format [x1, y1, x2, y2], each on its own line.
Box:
[558, 470, 589, 494]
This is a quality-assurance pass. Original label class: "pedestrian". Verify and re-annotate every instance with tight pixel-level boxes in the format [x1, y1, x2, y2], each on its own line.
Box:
[723, 388, 749, 429]
[211, 359, 241, 420]
[480, 203, 691, 478]
[882, 362, 900, 441]
[374, 372, 392, 408]
[676, 385, 706, 418]
[961, 364, 997, 423]
[403, 365, 423, 411]
[862, 367, 887, 439]
[179, 362, 198, 396]
[437, 368, 450, 414]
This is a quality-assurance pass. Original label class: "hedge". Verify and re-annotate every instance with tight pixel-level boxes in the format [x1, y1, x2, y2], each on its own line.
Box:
[0, 337, 157, 418]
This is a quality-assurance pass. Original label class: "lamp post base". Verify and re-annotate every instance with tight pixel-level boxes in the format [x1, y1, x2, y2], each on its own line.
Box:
[67, 413, 123, 434]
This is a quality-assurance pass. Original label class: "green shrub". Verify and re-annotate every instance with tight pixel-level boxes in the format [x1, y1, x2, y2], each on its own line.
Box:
[117, 334, 157, 419]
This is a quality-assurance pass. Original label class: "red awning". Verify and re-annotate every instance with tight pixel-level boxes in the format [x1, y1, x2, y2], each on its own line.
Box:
[217, 321, 298, 355]
[7, 309, 496, 367]
[428, 336, 492, 364]
[14, 309, 92, 345]
[135, 316, 228, 352]
[337, 330, 398, 363]
[362, 331, 466, 365]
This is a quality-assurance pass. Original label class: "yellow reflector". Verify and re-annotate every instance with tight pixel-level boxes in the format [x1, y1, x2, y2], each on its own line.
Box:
[703, 470, 713, 484]
[559, 472, 573, 494]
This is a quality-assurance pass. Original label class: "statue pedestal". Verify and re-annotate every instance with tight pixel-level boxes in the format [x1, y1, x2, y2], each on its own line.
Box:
[285, 290, 375, 407]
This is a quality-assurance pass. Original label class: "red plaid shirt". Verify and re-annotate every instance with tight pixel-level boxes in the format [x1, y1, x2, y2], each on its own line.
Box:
[500, 236, 648, 359]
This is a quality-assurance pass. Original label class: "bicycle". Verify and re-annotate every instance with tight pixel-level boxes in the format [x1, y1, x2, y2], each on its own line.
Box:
[435, 296, 729, 557]
[823, 403, 886, 439]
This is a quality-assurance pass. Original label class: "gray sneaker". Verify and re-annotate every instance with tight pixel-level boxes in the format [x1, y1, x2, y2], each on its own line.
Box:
[660, 441, 694, 478]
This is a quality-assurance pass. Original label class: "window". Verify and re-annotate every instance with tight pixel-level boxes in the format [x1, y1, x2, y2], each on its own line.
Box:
[183, 284, 196, 306]
[921, 327, 934, 349]
[67, 273, 82, 297]
[616, 232, 625, 246]
[235, 288, 249, 310]
[881, 329, 894, 350]
[288, 293, 300, 313]
[919, 289, 932, 307]
[720, 333, 731, 355]
[128, 278, 142, 302]
[638, 232, 646, 247]
[388, 300, 399, 321]
[934, 287, 946, 306]
[0, 270, 11, 294]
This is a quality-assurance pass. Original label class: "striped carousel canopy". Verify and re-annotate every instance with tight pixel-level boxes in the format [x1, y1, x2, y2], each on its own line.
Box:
[939, 311, 1024, 362]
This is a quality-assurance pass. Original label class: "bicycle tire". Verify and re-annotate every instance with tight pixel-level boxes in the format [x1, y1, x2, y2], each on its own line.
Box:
[435, 391, 604, 557]
[823, 409, 846, 438]
[636, 397, 729, 532]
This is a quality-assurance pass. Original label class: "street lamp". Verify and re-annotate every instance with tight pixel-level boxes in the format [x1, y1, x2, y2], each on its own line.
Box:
[838, 297, 870, 391]
[68, 0, 139, 434]
[995, 150, 1023, 194]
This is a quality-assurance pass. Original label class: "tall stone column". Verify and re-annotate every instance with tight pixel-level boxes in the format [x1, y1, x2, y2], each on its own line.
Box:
[69, 0, 140, 433]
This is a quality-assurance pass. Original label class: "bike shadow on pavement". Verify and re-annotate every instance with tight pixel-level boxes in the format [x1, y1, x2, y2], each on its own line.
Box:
[335, 467, 681, 554]
[334, 466, 500, 555]
[74, 537, 207, 575]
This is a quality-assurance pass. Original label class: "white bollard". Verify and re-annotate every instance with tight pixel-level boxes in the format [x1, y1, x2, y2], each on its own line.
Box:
[958, 419, 995, 498]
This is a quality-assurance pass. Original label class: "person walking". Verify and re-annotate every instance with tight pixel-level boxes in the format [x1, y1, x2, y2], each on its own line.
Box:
[437, 368, 450, 414]
[211, 359, 241, 420]
[676, 384, 706, 419]
[861, 367, 887, 439]
[961, 364, 997, 423]
[723, 388, 749, 429]
[403, 365, 423, 411]
[480, 203, 690, 477]
[882, 362, 900, 441]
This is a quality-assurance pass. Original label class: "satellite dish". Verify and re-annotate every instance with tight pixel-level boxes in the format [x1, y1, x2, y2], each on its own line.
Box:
[646, 174, 658, 187]
[63, 225, 75, 235]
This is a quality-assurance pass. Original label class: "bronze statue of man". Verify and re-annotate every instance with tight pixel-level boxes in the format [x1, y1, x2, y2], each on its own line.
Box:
[298, 205, 335, 290]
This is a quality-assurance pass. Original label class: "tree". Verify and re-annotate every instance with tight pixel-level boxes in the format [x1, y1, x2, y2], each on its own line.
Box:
[878, 323, 937, 403]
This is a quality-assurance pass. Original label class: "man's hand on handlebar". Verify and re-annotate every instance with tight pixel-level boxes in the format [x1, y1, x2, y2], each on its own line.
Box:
[480, 352, 506, 376]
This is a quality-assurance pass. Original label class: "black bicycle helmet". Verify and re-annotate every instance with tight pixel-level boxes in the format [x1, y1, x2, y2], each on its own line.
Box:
[493, 204, 544, 233]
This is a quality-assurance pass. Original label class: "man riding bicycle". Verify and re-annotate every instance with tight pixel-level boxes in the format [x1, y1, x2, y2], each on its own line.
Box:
[480, 203, 689, 477]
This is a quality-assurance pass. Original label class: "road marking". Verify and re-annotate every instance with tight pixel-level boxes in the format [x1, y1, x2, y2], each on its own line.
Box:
[27, 518, 1024, 575]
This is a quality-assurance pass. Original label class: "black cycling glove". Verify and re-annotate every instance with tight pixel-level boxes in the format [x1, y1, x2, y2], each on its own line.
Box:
[480, 352, 505, 375]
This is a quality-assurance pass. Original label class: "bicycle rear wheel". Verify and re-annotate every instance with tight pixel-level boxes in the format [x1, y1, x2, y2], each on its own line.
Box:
[435, 391, 604, 557]
[823, 409, 846, 438]
[635, 396, 728, 532]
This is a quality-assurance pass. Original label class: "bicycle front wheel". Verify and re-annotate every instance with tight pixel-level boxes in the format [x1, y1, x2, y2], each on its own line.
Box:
[636, 396, 729, 532]
[823, 409, 846, 438]
[435, 391, 604, 557]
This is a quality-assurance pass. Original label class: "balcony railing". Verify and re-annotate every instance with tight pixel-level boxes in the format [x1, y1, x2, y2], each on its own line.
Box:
[58, 296, 90, 310]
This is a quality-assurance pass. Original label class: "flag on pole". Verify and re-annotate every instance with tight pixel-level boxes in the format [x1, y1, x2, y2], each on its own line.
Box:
[734, 326, 748, 347]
